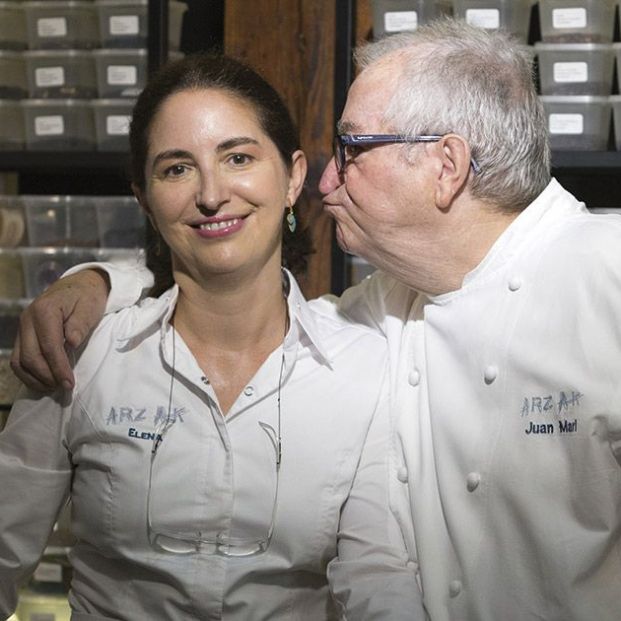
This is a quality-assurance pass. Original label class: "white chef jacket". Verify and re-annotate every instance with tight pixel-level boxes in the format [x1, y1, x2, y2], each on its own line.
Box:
[52, 178, 621, 620]
[316, 178, 621, 620]
[0, 271, 422, 621]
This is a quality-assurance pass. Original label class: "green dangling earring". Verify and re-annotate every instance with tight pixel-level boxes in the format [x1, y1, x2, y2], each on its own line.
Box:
[286, 205, 297, 233]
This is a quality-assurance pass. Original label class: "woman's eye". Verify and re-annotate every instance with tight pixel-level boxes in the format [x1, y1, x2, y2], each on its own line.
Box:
[228, 153, 252, 166]
[164, 164, 188, 177]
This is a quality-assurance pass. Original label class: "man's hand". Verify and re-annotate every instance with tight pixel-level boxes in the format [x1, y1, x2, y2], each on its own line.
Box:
[10, 269, 111, 392]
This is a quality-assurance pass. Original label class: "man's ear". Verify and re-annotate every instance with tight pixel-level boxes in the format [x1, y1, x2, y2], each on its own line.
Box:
[434, 134, 473, 210]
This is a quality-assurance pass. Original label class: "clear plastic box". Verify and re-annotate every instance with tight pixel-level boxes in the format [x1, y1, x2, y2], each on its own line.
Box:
[540, 94, 611, 150]
[349, 256, 377, 286]
[0, 1, 27, 51]
[0, 348, 22, 405]
[92, 98, 135, 151]
[95, 0, 148, 48]
[22, 99, 96, 151]
[24, 50, 97, 99]
[0, 299, 26, 348]
[0, 51, 27, 99]
[22, 195, 99, 247]
[0, 195, 26, 247]
[96, 195, 145, 247]
[610, 95, 621, 150]
[538, 0, 616, 43]
[93, 48, 146, 98]
[20, 247, 98, 298]
[0, 248, 25, 298]
[0, 100, 25, 150]
[168, 1, 187, 51]
[24, 1, 99, 50]
[453, 0, 532, 41]
[372, 0, 452, 38]
[535, 43, 615, 95]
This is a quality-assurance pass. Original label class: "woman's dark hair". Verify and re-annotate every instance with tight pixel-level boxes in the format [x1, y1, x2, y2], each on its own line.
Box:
[129, 52, 313, 296]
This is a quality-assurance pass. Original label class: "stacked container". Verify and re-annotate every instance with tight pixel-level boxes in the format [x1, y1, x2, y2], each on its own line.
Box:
[371, 0, 453, 38]
[0, 0, 186, 152]
[452, 0, 532, 42]
[537, 0, 617, 150]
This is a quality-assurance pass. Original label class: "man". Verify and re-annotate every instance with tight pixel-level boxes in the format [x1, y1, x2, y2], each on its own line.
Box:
[10, 19, 621, 620]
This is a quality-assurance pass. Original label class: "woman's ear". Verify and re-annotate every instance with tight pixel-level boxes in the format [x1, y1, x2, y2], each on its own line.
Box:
[286, 150, 308, 206]
[132, 183, 157, 229]
[434, 134, 472, 210]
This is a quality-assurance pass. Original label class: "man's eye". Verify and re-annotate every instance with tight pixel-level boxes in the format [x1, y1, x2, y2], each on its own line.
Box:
[164, 164, 188, 177]
[345, 145, 364, 159]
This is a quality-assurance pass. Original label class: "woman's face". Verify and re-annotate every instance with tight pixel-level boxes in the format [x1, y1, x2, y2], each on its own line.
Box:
[136, 88, 306, 283]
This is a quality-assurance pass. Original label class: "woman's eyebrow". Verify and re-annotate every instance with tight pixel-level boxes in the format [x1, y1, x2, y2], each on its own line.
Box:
[216, 136, 260, 152]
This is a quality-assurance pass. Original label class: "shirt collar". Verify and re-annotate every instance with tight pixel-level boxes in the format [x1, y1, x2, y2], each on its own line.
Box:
[114, 269, 332, 366]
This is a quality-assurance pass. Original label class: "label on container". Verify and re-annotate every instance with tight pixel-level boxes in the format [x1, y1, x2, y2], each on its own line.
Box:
[549, 113, 584, 134]
[553, 61, 588, 83]
[37, 17, 68, 38]
[34, 561, 62, 583]
[107, 65, 138, 85]
[35, 66, 65, 88]
[384, 11, 418, 33]
[465, 9, 500, 30]
[106, 114, 131, 135]
[34, 115, 65, 136]
[110, 15, 140, 35]
[552, 8, 587, 29]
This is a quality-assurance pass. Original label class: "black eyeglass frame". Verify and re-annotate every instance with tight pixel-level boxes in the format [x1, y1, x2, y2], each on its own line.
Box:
[333, 133, 481, 174]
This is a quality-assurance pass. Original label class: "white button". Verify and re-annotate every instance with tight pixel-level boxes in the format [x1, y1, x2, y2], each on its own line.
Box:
[397, 467, 408, 483]
[483, 365, 498, 384]
[243, 385, 255, 396]
[449, 580, 462, 597]
[406, 560, 417, 570]
[466, 472, 481, 492]
[408, 369, 420, 386]
[508, 277, 522, 291]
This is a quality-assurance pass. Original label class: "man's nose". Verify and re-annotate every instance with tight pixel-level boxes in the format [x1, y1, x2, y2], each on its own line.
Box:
[318, 156, 341, 195]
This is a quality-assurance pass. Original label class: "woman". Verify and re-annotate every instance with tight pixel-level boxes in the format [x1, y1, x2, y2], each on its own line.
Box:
[0, 54, 421, 619]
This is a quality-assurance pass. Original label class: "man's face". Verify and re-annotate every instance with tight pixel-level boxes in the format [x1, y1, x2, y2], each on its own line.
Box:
[319, 60, 436, 269]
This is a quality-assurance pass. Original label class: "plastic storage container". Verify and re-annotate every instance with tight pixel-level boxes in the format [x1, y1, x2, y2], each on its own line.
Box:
[95, 0, 148, 48]
[22, 195, 99, 247]
[0, 1, 27, 50]
[372, 0, 452, 37]
[0, 100, 25, 150]
[24, 50, 97, 99]
[610, 95, 621, 150]
[21, 247, 99, 298]
[540, 95, 611, 150]
[92, 98, 135, 151]
[22, 99, 96, 151]
[0, 51, 27, 99]
[452, 0, 532, 41]
[538, 0, 616, 43]
[349, 256, 377, 286]
[0, 300, 24, 348]
[535, 43, 615, 95]
[0, 348, 21, 405]
[0, 249, 25, 298]
[24, 0, 99, 50]
[168, 0, 187, 51]
[93, 48, 146, 98]
[0, 195, 26, 247]
[96, 195, 145, 247]
[15, 589, 71, 621]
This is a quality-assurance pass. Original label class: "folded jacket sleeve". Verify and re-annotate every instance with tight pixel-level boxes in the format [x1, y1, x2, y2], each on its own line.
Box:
[0, 389, 73, 618]
[327, 367, 426, 620]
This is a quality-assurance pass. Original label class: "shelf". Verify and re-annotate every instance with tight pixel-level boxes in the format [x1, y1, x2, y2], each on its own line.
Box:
[551, 151, 621, 172]
[0, 152, 130, 174]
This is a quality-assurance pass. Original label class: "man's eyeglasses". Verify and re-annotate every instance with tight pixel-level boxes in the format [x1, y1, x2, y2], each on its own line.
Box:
[333, 133, 481, 174]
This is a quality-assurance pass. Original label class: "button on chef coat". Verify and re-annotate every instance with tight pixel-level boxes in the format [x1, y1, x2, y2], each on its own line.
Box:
[0, 271, 422, 620]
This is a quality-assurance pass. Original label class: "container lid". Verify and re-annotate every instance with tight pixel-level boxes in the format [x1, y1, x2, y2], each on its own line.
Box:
[23, 49, 94, 58]
[22, 99, 93, 107]
[91, 98, 137, 106]
[94, 0, 147, 5]
[0, 50, 24, 59]
[608, 95, 621, 102]
[535, 43, 613, 51]
[0, 99, 23, 108]
[25, 1, 96, 7]
[540, 95, 611, 103]
[0, 1, 24, 8]
[92, 48, 147, 57]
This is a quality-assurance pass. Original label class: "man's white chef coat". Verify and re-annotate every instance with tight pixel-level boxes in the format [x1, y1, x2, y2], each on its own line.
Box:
[0, 272, 421, 621]
[53, 178, 621, 620]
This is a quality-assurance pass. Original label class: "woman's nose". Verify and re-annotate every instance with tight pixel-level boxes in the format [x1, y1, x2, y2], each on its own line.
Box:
[195, 171, 229, 210]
